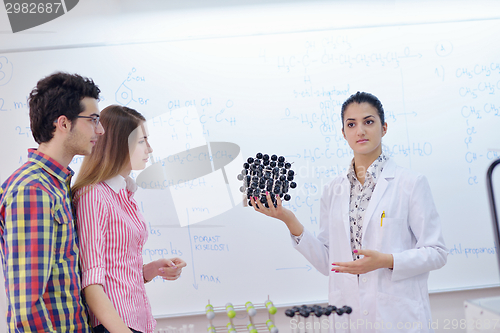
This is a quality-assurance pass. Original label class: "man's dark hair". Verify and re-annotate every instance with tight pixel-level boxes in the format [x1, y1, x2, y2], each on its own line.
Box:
[341, 91, 385, 129]
[28, 72, 101, 144]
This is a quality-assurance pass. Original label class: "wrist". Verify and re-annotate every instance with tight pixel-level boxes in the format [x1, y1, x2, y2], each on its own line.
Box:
[143, 262, 159, 283]
[386, 254, 394, 269]
[143, 264, 150, 283]
[280, 209, 295, 223]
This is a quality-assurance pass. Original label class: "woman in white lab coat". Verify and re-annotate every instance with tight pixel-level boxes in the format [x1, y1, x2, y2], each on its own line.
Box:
[251, 92, 448, 333]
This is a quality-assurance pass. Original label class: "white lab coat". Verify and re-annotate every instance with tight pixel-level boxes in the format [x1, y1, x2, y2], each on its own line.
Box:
[294, 159, 448, 333]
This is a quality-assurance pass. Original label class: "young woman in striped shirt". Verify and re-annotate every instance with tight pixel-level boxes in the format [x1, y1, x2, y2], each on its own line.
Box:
[72, 105, 187, 333]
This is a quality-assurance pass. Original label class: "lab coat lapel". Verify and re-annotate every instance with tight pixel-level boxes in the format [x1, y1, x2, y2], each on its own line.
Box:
[340, 176, 351, 245]
[361, 159, 396, 243]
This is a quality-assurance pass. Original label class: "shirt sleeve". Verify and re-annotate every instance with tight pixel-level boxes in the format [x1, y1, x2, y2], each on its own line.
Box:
[391, 174, 448, 281]
[2, 186, 56, 332]
[290, 232, 303, 244]
[75, 187, 108, 289]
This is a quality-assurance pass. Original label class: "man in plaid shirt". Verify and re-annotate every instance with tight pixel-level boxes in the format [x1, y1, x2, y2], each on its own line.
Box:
[0, 72, 105, 332]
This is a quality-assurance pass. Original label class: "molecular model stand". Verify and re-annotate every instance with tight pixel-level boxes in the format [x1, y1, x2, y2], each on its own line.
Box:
[206, 299, 279, 333]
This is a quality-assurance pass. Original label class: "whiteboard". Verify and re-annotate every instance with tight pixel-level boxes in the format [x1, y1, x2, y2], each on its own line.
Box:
[1, 18, 500, 318]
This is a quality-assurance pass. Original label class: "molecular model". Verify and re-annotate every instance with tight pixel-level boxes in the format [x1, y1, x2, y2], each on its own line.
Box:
[206, 300, 279, 332]
[285, 304, 353, 333]
[237, 153, 297, 208]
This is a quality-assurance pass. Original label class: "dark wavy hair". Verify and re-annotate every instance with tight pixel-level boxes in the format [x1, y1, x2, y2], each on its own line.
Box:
[341, 91, 385, 129]
[28, 72, 101, 144]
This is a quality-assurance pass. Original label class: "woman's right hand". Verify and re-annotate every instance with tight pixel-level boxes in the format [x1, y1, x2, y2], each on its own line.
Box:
[157, 257, 187, 281]
[250, 191, 304, 236]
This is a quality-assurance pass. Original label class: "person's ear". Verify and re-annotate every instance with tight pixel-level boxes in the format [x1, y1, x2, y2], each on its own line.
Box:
[54, 115, 72, 133]
[382, 122, 388, 137]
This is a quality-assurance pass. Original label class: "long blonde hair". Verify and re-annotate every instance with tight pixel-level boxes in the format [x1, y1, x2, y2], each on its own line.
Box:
[72, 105, 145, 198]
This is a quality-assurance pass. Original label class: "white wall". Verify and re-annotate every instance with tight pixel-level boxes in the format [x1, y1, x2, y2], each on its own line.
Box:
[1, 1, 500, 332]
[2, 0, 500, 53]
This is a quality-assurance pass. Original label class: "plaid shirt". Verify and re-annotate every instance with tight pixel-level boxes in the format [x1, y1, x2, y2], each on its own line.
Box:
[0, 149, 91, 332]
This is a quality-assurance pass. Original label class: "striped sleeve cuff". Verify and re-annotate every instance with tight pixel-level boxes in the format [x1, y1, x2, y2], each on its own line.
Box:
[82, 266, 105, 288]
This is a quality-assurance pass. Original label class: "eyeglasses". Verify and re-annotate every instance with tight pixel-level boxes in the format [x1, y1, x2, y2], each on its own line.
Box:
[76, 115, 100, 127]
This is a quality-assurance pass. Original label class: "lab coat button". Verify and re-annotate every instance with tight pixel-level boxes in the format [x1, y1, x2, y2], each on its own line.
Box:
[362, 277, 367, 283]
[363, 310, 369, 316]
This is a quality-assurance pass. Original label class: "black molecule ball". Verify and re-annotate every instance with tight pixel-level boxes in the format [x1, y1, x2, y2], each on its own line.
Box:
[238, 153, 297, 207]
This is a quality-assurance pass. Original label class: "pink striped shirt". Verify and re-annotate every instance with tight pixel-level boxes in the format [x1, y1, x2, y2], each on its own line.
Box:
[74, 175, 155, 333]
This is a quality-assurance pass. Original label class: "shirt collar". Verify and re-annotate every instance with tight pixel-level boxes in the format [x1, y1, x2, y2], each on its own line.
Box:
[28, 148, 74, 183]
[347, 161, 357, 184]
[104, 174, 138, 194]
[347, 153, 389, 185]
